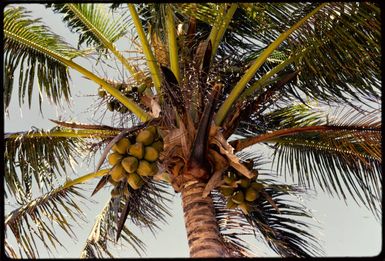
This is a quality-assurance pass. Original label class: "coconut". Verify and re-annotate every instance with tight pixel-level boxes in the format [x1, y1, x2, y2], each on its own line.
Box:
[137, 160, 158, 176]
[112, 138, 131, 154]
[144, 146, 159, 162]
[108, 176, 119, 186]
[127, 172, 144, 190]
[98, 89, 106, 98]
[245, 187, 259, 202]
[146, 126, 158, 136]
[121, 156, 139, 173]
[107, 101, 115, 111]
[111, 187, 120, 198]
[238, 178, 251, 188]
[251, 182, 263, 192]
[238, 202, 251, 214]
[123, 185, 130, 197]
[226, 199, 238, 209]
[151, 140, 164, 152]
[128, 142, 144, 159]
[224, 172, 237, 185]
[110, 163, 127, 182]
[108, 152, 123, 166]
[220, 186, 234, 197]
[231, 190, 245, 204]
[136, 129, 154, 146]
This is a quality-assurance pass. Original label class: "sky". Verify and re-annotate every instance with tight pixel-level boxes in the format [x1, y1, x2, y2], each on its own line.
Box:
[3, 3, 382, 258]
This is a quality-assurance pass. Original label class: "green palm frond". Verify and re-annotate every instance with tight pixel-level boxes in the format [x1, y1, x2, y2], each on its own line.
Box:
[245, 183, 323, 257]
[48, 4, 128, 50]
[4, 127, 117, 203]
[5, 186, 86, 258]
[80, 198, 145, 258]
[4, 6, 84, 111]
[81, 179, 172, 257]
[211, 190, 257, 257]
[264, 109, 381, 215]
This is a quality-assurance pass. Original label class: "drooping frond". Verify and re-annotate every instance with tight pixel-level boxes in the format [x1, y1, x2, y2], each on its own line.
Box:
[272, 129, 381, 217]
[48, 4, 128, 50]
[80, 198, 146, 258]
[245, 183, 323, 257]
[5, 186, 87, 258]
[81, 179, 172, 257]
[4, 127, 117, 203]
[211, 190, 257, 257]
[4, 6, 83, 111]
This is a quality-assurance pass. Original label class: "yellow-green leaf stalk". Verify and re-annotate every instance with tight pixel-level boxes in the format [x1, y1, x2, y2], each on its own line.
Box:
[63, 169, 109, 189]
[210, 4, 238, 61]
[4, 30, 151, 122]
[208, 4, 226, 52]
[215, 3, 327, 126]
[166, 4, 181, 83]
[65, 4, 144, 84]
[128, 4, 162, 94]
[5, 129, 121, 139]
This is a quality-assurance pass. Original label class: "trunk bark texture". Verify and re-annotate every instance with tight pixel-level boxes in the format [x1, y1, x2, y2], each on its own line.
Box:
[181, 181, 227, 257]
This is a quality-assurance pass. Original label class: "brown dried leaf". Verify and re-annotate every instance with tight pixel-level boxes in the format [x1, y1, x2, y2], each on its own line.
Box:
[211, 131, 255, 179]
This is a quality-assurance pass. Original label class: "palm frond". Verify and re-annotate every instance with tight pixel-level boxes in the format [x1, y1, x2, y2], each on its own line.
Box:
[246, 183, 323, 257]
[5, 186, 87, 258]
[81, 179, 172, 257]
[270, 110, 381, 217]
[48, 4, 127, 50]
[4, 127, 97, 203]
[80, 198, 145, 258]
[4, 6, 83, 111]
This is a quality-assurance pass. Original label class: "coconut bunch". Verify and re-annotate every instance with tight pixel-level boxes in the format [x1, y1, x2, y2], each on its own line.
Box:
[98, 83, 146, 113]
[106, 126, 163, 195]
[219, 171, 264, 214]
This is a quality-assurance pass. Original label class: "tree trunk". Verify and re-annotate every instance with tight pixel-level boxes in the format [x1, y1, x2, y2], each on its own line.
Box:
[181, 181, 227, 257]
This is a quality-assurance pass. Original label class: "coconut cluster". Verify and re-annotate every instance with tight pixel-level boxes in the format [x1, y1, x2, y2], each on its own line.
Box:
[98, 84, 145, 113]
[107, 126, 163, 196]
[219, 172, 264, 214]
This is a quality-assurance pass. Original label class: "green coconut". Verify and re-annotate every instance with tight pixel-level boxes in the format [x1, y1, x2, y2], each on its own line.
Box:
[238, 202, 251, 214]
[144, 146, 159, 162]
[127, 172, 144, 190]
[110, 187, 120, 198]
[112, 138, 131, 154]
[238, 178, 251, 188]
[108, 153, 123, 166]
[245, 187, 259, 202]
[226, 199, 238, 209]
[110, 163, 127, 182]
[128, 142, 144, 159]
[231, 190, 245, 204]
[151, 140, 164, 152]
[137, 160, 158, 176]
[121, 156, 139, 173]
[224, 172, 237, 185]
[250, 182, 264, 192]
[220, 186, 234, 197]
[136, 129, 155, 146]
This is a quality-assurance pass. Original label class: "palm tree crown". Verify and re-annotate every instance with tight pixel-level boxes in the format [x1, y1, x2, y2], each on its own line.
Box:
[3, 3, 381, 258]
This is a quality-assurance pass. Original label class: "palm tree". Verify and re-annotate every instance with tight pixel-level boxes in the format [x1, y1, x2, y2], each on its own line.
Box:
[3, 3, 381, 258]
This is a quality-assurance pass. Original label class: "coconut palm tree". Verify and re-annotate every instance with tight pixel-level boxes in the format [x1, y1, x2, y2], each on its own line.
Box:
[4, 3, 381, 258]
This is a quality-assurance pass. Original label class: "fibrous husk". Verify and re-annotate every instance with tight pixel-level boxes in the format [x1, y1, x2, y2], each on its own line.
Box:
[110, 163, 127, 182]
[112, 138, 131, 154]
[127, 172, 144, 190]
[144, 146, 159, 162]
[137, 160, 158, 176]
[108, 153, 123, 166]
[128, 142, 144, 159]
[121, 156, 139, 173]
[136, 129, 155, 146]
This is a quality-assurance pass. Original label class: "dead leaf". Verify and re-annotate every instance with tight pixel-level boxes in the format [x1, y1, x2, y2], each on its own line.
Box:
[211, 132, 255, 179]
